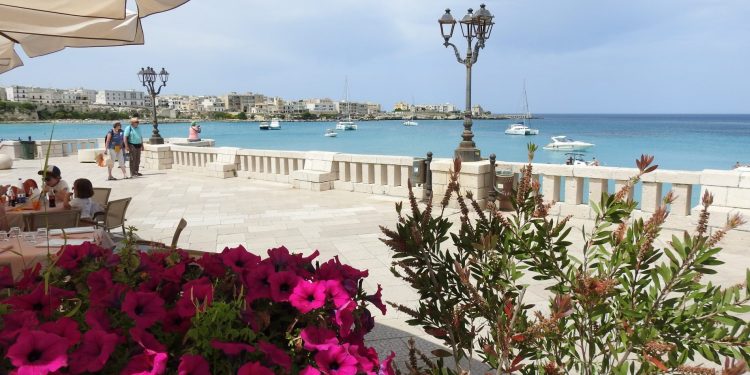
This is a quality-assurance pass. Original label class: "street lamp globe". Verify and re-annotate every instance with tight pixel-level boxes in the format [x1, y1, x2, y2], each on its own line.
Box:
[158, 68, 169, 85]
[438, 8, 456, 42]
[459, 8, 475, 38]
[473, 4, 494, 40]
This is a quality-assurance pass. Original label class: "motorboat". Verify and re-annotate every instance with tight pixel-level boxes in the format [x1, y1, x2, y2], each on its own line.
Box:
[324, 128, 338, 137]
[564, 153, 600, 166]
[269, 118, 281, 130]
[504, 123, 538, 135]
[335, 120, 357, 131]
[402, 119, 418, 126]
[543, 136, 594, 151]
[259, 121, 269, 130]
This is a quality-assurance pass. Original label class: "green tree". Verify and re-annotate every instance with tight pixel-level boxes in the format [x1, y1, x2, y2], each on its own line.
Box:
[237, 111, 247, 120]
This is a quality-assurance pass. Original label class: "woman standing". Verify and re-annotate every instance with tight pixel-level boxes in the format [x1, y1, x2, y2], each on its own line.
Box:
[104, 121, 129, 181]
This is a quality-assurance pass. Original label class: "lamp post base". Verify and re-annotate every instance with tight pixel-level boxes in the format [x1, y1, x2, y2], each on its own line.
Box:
[149, 135, 164, 145]
[454, 146, 481, 162]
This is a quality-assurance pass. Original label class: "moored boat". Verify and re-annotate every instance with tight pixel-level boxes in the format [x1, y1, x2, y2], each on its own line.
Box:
[259, 121, 269, 130]
[543, 136, 594, 151]
[269, 118, 281, 130]
[504, 123, 538, 135]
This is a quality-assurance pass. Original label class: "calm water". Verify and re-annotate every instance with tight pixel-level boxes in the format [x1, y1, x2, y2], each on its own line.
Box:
[2, 114, 749, 171]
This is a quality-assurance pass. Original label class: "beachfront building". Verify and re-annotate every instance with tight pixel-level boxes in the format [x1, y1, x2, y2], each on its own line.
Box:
[471, 104, 486, 116]
[393, 102, 410, 112]
[95, 90, 147, 107]
[5, 85, 64, 104]
[337, 101, 371, 116]
[62, 88, 98, 105]
[200, 97, 225, 113]
[304, 98, 338, 115]
[367, 103, 381, 114]
[221, 92, 265, 113]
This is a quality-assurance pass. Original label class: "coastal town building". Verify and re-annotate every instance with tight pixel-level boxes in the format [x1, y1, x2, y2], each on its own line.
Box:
[0, 87, 6, 101]
[393, 102, 410, 112]
[303, 98, 338, 115]
[95, 90, 147, 107]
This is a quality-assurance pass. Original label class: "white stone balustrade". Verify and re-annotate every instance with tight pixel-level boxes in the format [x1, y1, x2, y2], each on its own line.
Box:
[333, 154, 418, 197]
[236, 149, 306, 183]
[36, 138, 101, 159]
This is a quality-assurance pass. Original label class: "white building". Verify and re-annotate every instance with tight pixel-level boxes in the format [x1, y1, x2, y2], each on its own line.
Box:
[0, 87, 6, 101]
[201, 97, 225, 112]
[62, 88, 97, 105]
[5, 85, 63, 104]
[304, 98, 338, 114]
[95, 90, 146, 106]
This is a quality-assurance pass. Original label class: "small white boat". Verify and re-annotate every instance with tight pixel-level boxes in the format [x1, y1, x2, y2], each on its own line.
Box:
[543, 136, 594, 151]
[335, 120, 357, 131]
[565, 153, 600, 166]
[504, 123, 538, 135]
[403, 119, 418, 126]
[269, 118, 281, 130]
[259, 121, 269, 130]
[324, 129, 338, 137]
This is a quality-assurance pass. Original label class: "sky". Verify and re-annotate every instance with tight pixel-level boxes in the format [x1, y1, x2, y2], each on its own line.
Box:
[1, 0, 749, 114]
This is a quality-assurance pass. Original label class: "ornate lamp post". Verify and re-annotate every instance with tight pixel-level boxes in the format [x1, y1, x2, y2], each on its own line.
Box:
[438, 4, 494, 162]
[137, 66, 169, 144]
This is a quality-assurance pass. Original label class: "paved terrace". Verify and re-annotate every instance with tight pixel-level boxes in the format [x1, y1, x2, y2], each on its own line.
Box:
[3, 155, 749, 371]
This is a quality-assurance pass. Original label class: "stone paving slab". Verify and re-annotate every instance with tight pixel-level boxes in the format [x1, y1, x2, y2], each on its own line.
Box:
[3, 156, 748, 372]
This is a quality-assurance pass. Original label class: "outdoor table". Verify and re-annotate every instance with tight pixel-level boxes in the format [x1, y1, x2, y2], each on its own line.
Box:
[3, 202, 75, 231]
[0, 227, 114, 278]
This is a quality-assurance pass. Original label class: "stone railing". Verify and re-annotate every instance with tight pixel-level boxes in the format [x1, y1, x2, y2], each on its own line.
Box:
[236, 149, 306, 183]
[333, 154, 421, 197]
[36, 138, 101, 159]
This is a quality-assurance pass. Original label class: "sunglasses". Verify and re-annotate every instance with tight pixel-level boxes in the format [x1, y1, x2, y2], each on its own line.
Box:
[44, 176, 57, 181]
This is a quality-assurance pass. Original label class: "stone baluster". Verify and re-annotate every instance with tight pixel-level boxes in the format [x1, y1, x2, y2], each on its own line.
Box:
[564, 176, 585, 205]
[588, 178, 609, 205]
[641, 182, 663, 213]
[542, 175, 561, 202]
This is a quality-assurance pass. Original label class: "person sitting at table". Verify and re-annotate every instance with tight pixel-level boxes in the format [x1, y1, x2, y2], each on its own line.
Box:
[64, 178, 103, 221]
[38, 165, 70, 206]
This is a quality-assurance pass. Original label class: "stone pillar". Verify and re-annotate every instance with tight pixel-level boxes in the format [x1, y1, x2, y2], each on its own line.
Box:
[565, 176, 584, 205]
[588, 178, 609, 206]
[143, 144, 173, 170]
[641, 182, 663, 213]
[671, 184, 692, 216]
[543, 175, 561, 202]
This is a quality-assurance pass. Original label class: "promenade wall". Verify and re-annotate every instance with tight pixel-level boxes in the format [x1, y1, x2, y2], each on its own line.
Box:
[2, 139, 747, 243]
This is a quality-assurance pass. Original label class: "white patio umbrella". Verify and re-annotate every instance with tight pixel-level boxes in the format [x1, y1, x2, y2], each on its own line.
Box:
[0, 0, 187, 74]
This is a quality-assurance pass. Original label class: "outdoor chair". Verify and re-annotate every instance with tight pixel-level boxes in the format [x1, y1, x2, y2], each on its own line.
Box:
[91, 187, 112, 209]
[92, 197, 131, 236]
[136, 218, 188, 251]
[25, 210, 81, 231]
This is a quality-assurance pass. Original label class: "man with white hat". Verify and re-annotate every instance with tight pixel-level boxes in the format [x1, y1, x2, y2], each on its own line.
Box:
[124, 116, 144, 177]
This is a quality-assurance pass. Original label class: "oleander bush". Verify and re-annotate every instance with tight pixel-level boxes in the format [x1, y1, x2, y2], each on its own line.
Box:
[0, 236, 395, 374]
[381, 144, 750, 374]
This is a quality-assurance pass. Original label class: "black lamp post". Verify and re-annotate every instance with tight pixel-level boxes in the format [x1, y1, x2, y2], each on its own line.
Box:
[439, 4, 494, 162]
[137, 66, 169, 145]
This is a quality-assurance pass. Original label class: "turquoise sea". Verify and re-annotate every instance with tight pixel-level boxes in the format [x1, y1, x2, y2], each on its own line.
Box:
[2, 114, 749, 171]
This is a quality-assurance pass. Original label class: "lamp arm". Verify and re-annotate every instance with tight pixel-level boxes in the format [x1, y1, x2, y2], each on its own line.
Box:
[471, 40, 482, 64]
[443, 41, 466, 64]
[154, 83, 166, 96]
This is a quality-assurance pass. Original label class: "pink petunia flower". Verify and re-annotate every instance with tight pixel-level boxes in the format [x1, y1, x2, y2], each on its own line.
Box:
[176, 277, 214, 318]
[258, 341, 292, 370]
[324, 280, 353, 309]
[0, 311, 39, 345]
[210, 340, 256, 356]
[15, 263, 42, 290]
[335, 300, 356, 337]
[68, 329, 118, 374]
[5, 284, 74, 317]
[300, 326, 339, 351]
[56, 242, 101, 270]
[7, 330, 69, 375]
[289, 280, 327, 313]
[300, 366, 322, 375]
[314, 345, 359, 375]
[178, 354, 210, 375]
[161, 262, 186, 283]
[366, 284, 387, 315]
[86, 269, 113, 304]
[221, 246, 261, 274]
[196, 253, 226, 278]
[39, 317, 81, 346]
[162, 309, 191, 334]
[121, 350, 168, 375]
[122, 291, 166, 328]
[130, 328, 167, 353]
[237, 361, 274, 375]
[378, 351, 397, 375]
[317, 256, 368, 295]
[243, 263, 274, 302]
[268, 271, 301, 302]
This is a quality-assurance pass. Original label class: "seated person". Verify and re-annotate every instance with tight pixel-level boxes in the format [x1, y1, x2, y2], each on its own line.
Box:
[188, 121, 202, 141]
[64, 178, 104, 221]
[38, 165, 70, 206]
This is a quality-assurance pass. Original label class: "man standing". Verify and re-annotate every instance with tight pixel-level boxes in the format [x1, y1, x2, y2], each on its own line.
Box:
[124, 116, 144, 177]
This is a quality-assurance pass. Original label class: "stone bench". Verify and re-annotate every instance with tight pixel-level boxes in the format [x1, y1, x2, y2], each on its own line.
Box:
[206, 148, 239, 179]
[77, 148, 105, 163]
[291, 151, 339, 191]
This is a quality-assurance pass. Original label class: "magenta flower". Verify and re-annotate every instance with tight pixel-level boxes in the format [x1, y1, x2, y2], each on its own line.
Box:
[210, 340, 256, 355]
[68, 330, 118, 374]
[289, 280, 327, 313]
[15, 262, 42, 290]
[178, 354, 210, 375]
[314, 345, 359, 375]
[335, 300, 356, 336]
[300, 326, 339, 351]
[122, 291, 166, 328]
[0, 311, 39, 345]
[162, 309, 191, 334]
[237, 361, 274, 375]
[7, 330, 69, 375]
[56, 242, 100, 270]
[317, 256, 368, 295]
[86, 269, 113, 304]
[176, 277, 214, 317]
[243, 263, 274, 302]
[85, 307, 111, 332]
[130, 328, 167, 353]
[325, 280, 353, 308]
[268, 271, 301, 302]
[221, 245, 261, 274]
[366, 284, 387, 315]
[161, 262, 186, 283]
[196, 253, 226, 277]
[0, 264, 13, 289]
[258, 341, 292, 370]
[121, 351, 168, 375]
[39, 317, 81, 346]
[378, 351, 397, 375]
[300, 366, 322, 375]
[6, 284, 74, 317]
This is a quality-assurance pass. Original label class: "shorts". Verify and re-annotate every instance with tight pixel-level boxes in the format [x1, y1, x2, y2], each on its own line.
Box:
[108, 147, 125, 168]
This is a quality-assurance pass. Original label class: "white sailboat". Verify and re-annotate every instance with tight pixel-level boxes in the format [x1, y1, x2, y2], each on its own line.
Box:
[269, 118, 281, 130]
[336, 77, 358, 131]
[403, 97, 418, 126]
[504, 81, 539, 136]
[324, 128, 338, 137]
